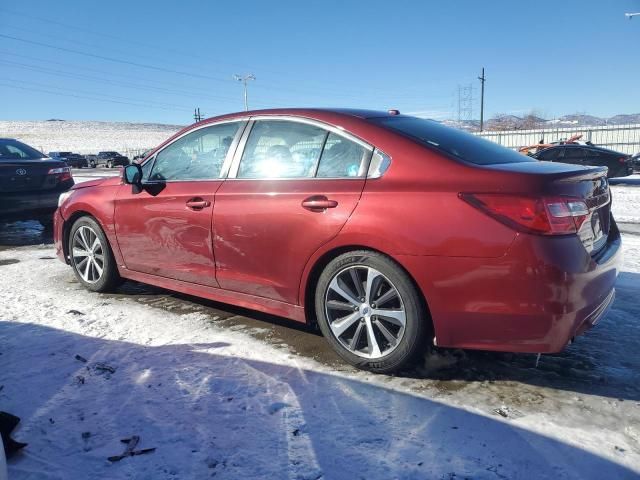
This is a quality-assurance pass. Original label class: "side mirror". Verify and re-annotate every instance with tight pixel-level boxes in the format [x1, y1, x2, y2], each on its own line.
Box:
[123, 164, 143, 185]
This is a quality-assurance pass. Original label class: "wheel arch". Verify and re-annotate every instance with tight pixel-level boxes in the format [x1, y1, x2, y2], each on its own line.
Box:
[301, 245, 434, 341]
[62, 210, 100, 261]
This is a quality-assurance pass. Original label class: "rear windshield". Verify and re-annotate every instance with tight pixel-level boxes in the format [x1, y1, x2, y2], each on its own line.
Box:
[0, 139, 46, 161]
[371, 116, 535, 165]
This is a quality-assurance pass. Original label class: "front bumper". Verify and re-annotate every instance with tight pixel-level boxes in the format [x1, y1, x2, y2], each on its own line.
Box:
[54, 208, 67, 263]
[397, 218, 622, 353]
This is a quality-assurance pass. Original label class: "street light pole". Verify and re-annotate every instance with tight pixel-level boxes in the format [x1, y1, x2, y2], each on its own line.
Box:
[233, 74, 256, 111]
[625, 12, 640, 19]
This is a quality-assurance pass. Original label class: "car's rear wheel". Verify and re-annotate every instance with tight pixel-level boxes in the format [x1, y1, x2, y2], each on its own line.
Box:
[106, 160, 113, 168]
[68, 217, 120, 292]
[315, 250, 429, 373]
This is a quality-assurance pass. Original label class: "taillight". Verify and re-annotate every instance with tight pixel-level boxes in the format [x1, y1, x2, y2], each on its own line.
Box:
[460, 193, 589, 235]
[48, 166, 73, 182]
[619, 156, 629, 164]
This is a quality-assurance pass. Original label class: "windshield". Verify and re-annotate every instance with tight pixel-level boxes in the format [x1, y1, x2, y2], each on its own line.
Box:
[0, 139, 47, 161]
[371, 116, 536, 165]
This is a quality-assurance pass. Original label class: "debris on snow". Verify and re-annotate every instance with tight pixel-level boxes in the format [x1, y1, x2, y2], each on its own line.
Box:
[90, 362, 116, 376]
[107, 435, 156, 462]
[493, 405, 524, 419]
[74, 354, 87, 363]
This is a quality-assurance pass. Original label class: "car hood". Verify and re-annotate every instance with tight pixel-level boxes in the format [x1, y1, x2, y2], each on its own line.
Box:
[71, 176, 121, 190]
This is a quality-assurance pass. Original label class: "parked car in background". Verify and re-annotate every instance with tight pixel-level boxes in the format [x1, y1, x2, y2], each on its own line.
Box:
[95, 151, 130, 168]
[631, 152, 640, 172]
[132, 149, 152, 162]
[85, 154, 98, 168]
[1, 138, 73, 228]
[54, 108, 620, 373]
[532, 144, 633, 178]
[48, 151, 88, 168]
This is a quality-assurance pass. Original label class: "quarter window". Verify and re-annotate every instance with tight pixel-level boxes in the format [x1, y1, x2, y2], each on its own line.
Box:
[149, 122, 240, 181]
[316, 133, 368, 178]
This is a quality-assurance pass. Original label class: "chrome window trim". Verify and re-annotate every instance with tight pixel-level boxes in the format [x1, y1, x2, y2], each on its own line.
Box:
[142, 119, 248, 184]
[227, 116, 375, 180]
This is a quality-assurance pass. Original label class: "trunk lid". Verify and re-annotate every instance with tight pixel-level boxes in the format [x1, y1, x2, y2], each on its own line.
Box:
[0, 159, 69, 193]
[484, 162, 611, 255]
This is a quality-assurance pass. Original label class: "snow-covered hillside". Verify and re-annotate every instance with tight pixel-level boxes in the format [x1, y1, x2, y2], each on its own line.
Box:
[0, 120, 183, 157]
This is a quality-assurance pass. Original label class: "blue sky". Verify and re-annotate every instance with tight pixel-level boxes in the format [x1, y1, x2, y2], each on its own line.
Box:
[1, 0, 638, 124]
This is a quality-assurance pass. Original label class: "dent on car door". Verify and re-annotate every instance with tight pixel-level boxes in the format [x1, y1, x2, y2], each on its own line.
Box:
[114, 121, 245, 286]
[212, 119, 372, 304]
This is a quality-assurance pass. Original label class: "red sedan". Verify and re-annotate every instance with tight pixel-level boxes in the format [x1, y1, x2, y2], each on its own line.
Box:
[54, 109, 621, 373]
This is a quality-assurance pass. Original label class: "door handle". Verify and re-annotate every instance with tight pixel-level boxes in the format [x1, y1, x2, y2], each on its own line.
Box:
[301, 196, 338, 212]
[186, 198, 211, 210]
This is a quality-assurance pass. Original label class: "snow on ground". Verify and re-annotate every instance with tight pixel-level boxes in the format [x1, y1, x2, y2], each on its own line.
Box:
[610, 175, 640, 224]
[0, 120, 182, 156]
[0, 239, 639, 478]
[0, 172, 639, 479]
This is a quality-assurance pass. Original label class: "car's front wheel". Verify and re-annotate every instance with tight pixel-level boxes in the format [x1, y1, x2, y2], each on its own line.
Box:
[68, 217, 121, 292]
[315, 250, 429, 373]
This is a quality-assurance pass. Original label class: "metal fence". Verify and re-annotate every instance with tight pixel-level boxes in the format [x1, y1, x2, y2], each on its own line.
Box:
[476, 124, 640, 154]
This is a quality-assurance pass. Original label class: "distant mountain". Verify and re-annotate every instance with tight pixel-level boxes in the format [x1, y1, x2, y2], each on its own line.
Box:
[442, 113, 640, 131]
[0, 120, 184, 155]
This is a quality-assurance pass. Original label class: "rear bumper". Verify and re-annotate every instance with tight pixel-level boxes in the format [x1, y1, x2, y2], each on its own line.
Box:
[397, 218, 622, 353]
[0, 189, 66, 221]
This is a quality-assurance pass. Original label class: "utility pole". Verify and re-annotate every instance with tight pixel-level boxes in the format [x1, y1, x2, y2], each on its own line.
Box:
[478, 67, 486, 132]
[193, 107, 202, 122]
[233, 74, 256, 111]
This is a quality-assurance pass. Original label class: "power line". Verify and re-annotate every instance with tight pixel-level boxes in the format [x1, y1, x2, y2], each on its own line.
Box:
[0, 81, 192, 112]
[0, 33, 233, 84]
[0, 58, 251, 105]
[0, 7, 447, 100]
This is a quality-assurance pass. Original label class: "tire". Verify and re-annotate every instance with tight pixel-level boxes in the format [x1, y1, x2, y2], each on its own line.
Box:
[90, 161, 96, 168]
[106, 161, 113, 168]
[68, 216, 121, 292]
[315, 250, 429, 373]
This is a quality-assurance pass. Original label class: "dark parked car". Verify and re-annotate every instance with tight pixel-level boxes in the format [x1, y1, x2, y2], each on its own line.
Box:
[132, 149, 152, 162]
[54, 109, 620, 373]
[95, 151, 130, 168]
[1, 138, 74, 227]
[48, 151, 88, 168]
[532, 144, 633, 178]
[631, 152, 640, 172]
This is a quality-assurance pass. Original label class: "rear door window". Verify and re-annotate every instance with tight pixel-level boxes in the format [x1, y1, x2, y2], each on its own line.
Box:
[237, 120, 327, 179]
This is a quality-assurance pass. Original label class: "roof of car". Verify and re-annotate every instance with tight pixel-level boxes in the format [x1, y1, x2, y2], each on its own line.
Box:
[203, 108, 401, 123]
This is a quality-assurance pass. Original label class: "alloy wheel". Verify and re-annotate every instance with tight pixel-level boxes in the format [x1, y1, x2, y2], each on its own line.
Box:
[324, 266, 406, 359]
[72, 225, 105, 284]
